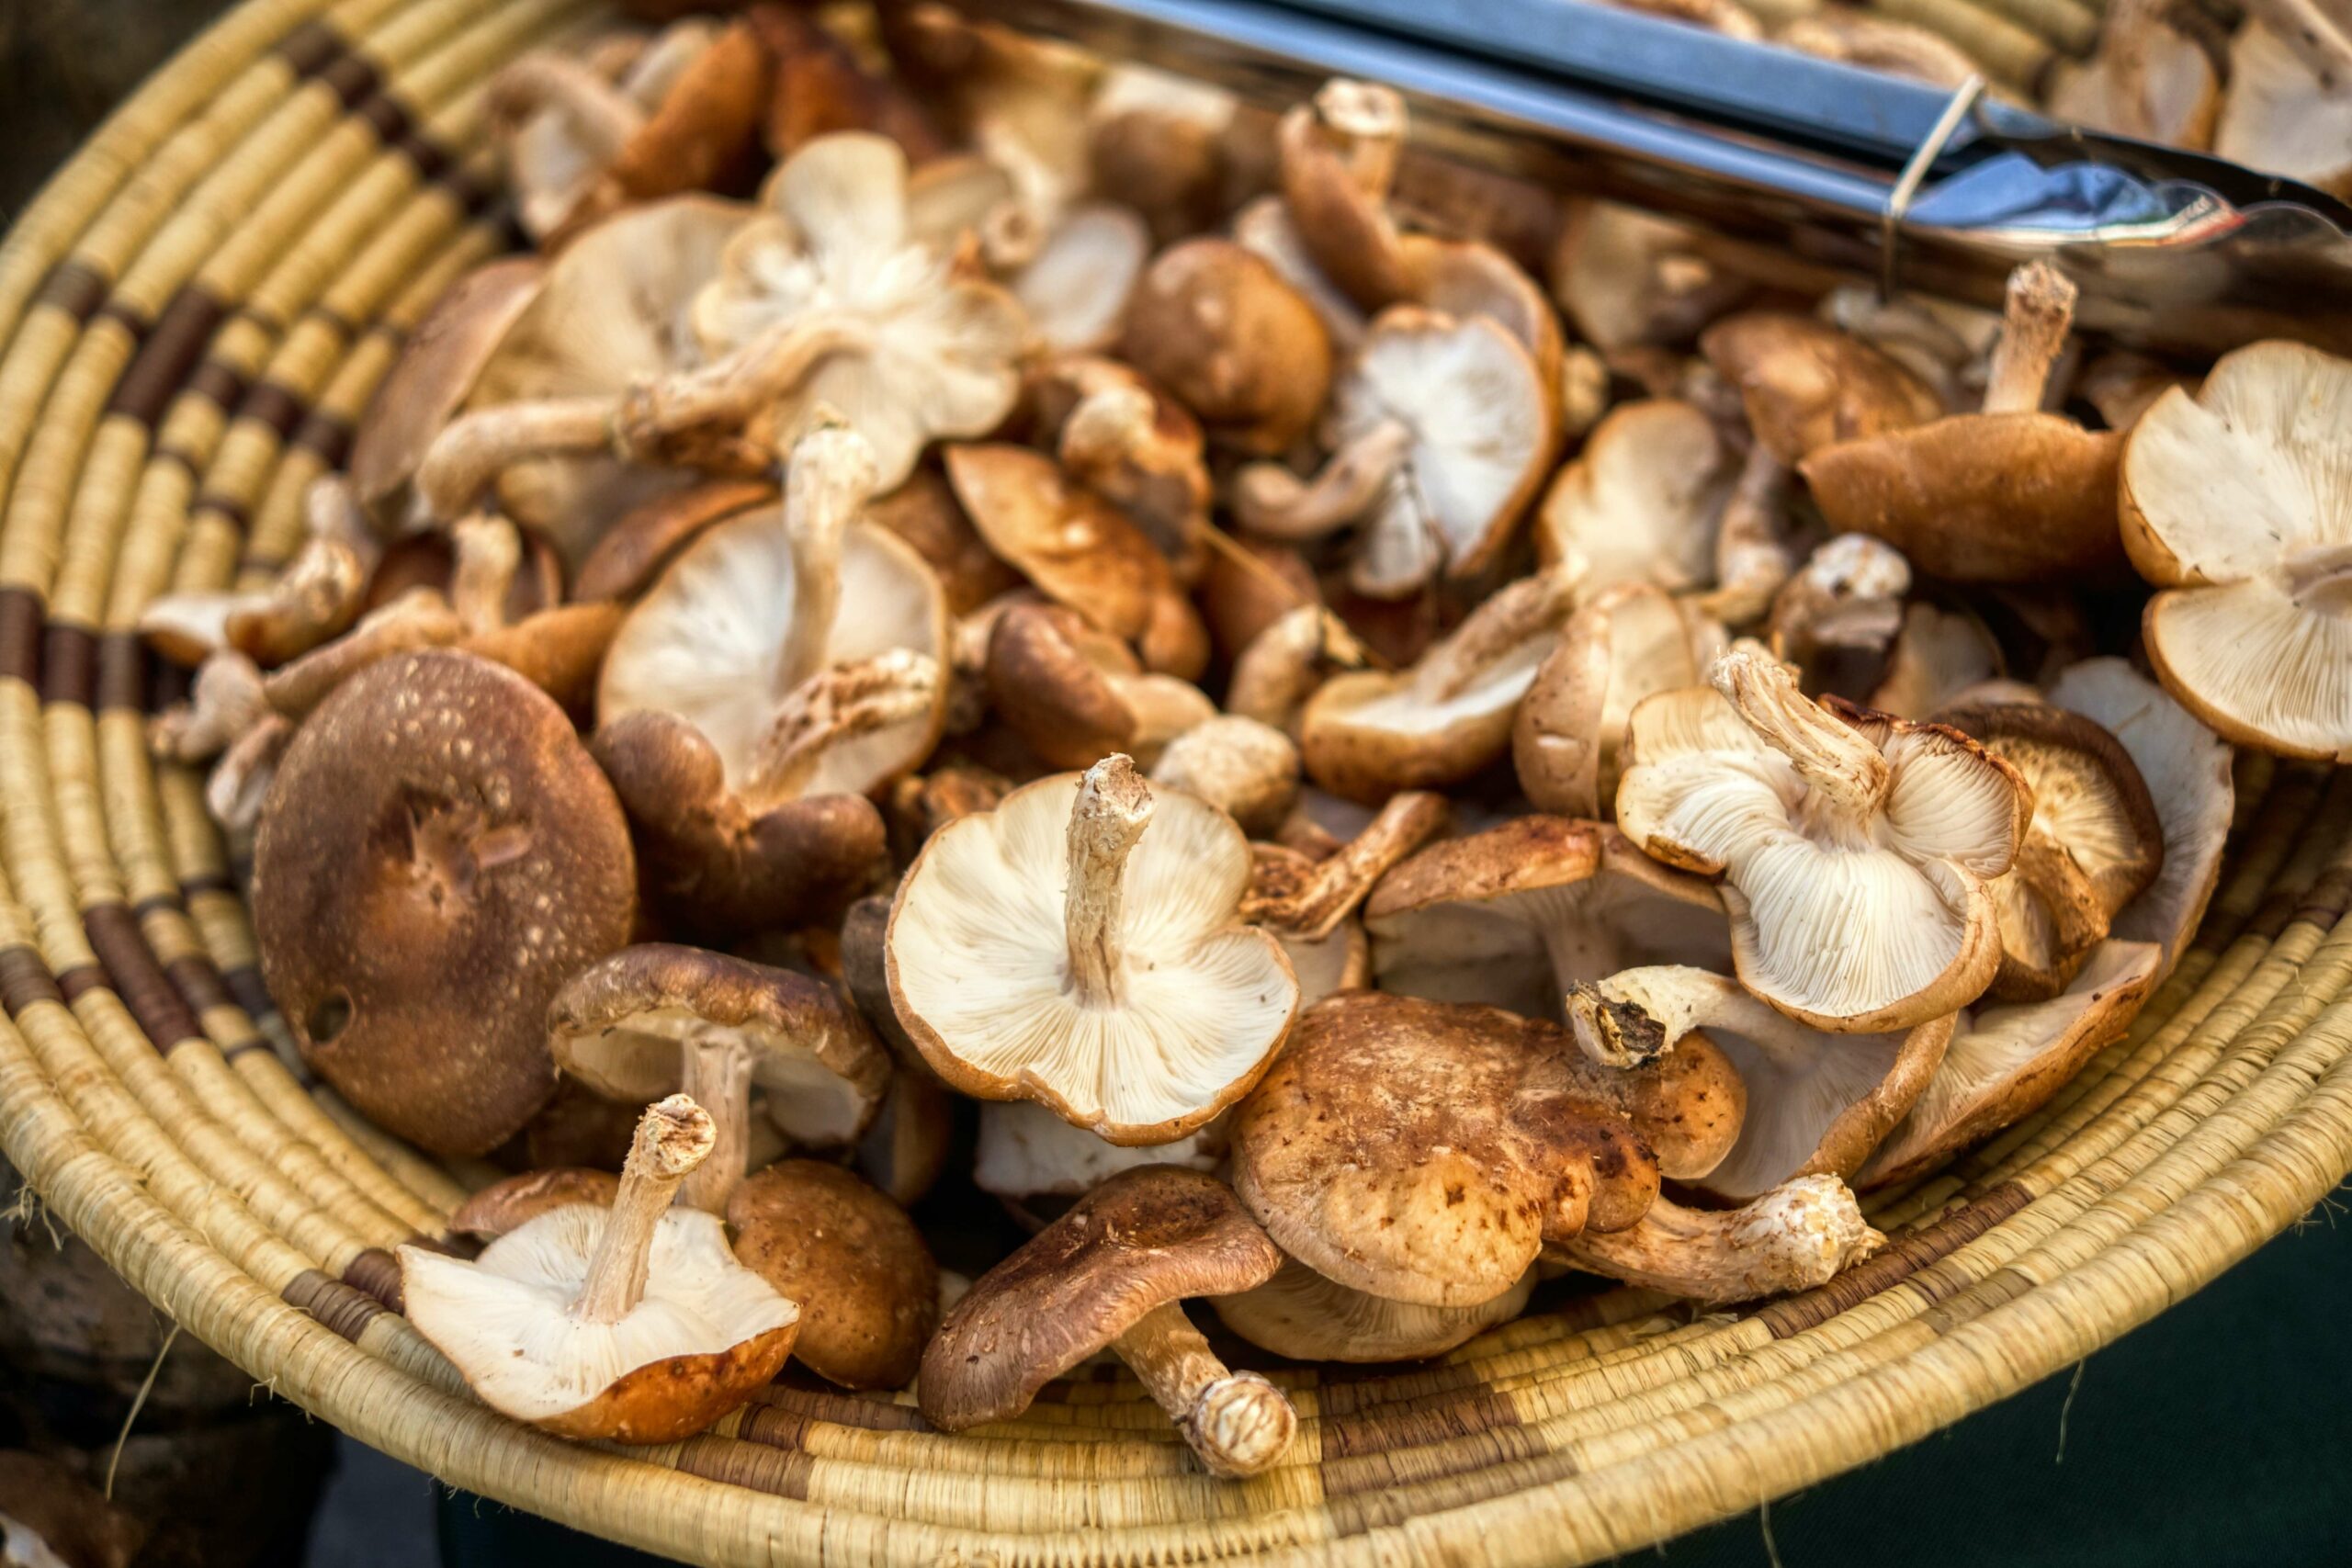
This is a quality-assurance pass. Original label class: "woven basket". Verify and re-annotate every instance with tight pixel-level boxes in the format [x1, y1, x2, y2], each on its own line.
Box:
[1, 2, 2347, 1562]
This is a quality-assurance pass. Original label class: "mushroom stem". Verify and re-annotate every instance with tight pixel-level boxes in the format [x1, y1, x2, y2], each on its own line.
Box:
[623, 317, 875, 459]
[1979, 261, 2076, 416]
[1063, 754, 1155, 1009]
[1246, 790, 1449, 940]
[1230, 420, 1413, 540]
[1550, 1176, 1880, 1303]
[744, 649, 943, 807]
[1422, 565, 1580, 702]
[1227, 606, 1371, 735]
[1712, 647, 1890, 829]
[678, 1042, 758, 1214]
[1694, 443, 1794, 627]
[416, 397, 616, 521]
[302, 474, 382, 569]
[488, 52, 648, 163]
[205, 713, 291, 834]
[153, 651, 268, 761]
[449, 515, 523, 637]
[1112, 1301, 1297, 1478]
[573, 1095, 716, 1325]
[780, 421, 880, 683]
[2278, 541, 2352, 611]
[1311, 79, 1405, 197]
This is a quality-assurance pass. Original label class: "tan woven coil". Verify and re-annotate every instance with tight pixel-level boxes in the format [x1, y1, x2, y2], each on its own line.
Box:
[0, 2, 2346, 1562]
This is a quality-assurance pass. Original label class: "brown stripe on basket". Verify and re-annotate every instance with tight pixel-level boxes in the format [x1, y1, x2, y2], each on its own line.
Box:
[0, 947, 65, 1017]
[164, 953, 235, 1021]
[1752, 1179, 2033, 1339]
[107, 287, 229, 427]
[40, 622, 95, 709]
[154, 657, 193, 714]
[181, 869, 233, 898]
[293, 410, 356, 469]
[96, 633, 153, 713]
[0, 588, 39, 685]
[752, 1382, 930, 1431]
[186, 358, 254, 415]
[674, 1435, 814, 1500]
[734, 1403, 818, 1453]
[220, 962, 275, 1022]
[345, 1247, 405, 1312]
[241, 380, 309, 441]
[321, 51, 382, 115]
[284, 1268, 387, 1343]
[32, 260, 111, 325]
[81, 903, 205, 1050]
[2291, 864, 2352, 933]
[54, 965, 106, 1005]
[275, 18, 345, 78]
[1317, 1386, 1530, 1472]
[190, 494, 251, 536]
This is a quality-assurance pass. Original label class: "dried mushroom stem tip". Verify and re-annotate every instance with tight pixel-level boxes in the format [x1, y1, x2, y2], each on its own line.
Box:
[153, 650, 267, 761]
[1980, 262, 2076, 416]
[1244, 789, 1449, 940]
[745, 649, 944, 807]
[574, 1096, 715, 1325]
[1232, 420, 1413, 539]
[490, 51, 645, 159]
[1057, 381, 1158, 475]
[1555, 1175, 1878, 1304]
[1564, 983, 1670, 1068]
[450, 515, 524, 636]
[1313, 77, 1407, 170]
[1713, 647, 1889, 820]
[1065, 755, 1156, 1007]
[1117, 1304, 1296, 1479]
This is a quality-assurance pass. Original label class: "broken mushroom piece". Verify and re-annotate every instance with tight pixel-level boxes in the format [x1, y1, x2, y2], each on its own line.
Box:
[139, 533, 367, 671]
[548, 943, 890, 1211]
[1764, 533, 1913, 695]
[2045, 0, 2221, 152]
[1215, 1257, 1535, 1363]
[888, 755, 1298, 1144]
[1860, 940, 2162, 1188]
[1234, 305, 1555, 599]
[599, 422, 950, 802]
[1025, 354, 1213, 577]
[252, 650, 635, 1156]
[399, 1095, 799, 1443]
[1232, 993, 1660, 1306]
[1804, 262, 2124, 582]
[1514, 583, 1726, 818]
[1933, 701, 2165, 1002]
[1366, 817, 1732, 1022]
[982, 603, 1214, 769]
[2214, 17, 2352, 198]
[1550, 1175, 1878, 1303]
[920, 1167, 1295, 1479]
[1616, 647, 2028, 1032]
[1243, 845, 1373, 1005]
[1148, 715, 1301, 838]
[1301, 563, 1579, 804]
[1119, 237, 1333, 456]
[725, 1160, 938, 1390]
[1566, 964, 1951, 1202]
[1533, 399, 1735, 596]
[2121, 340, 2352, 758]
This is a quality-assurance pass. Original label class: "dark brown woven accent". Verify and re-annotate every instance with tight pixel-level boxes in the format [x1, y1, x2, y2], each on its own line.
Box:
[406, 1234, 478, 1261]
[1322, 1422, 1556, 1522]
[32, 260, 110, 325]
[674, 1436, 813, 1500]
[284, 1268, 387, 1343]
[2292, 865, 2352, 933]
[291, 410, 356, 468]
[82, 903, 202, 1051]
[192, 494, 251, 535]
[391, 128, 450, 184]
[276, 18, 345, 76]
[321, 51, 382, 112]
[344, 1247, 405, 1312]
[1318, 1387, 1529, 1470]
[154, 657, 193, 714]
[354, 91, 413, 146]
[734, 1403, 813, 1452]
[308, 303, 358, 342]
[131, 892, 180, 920]
[220, 964, 276, 1023]
[753, 1383, 929, 1431]
[187, 358, 253, 414]
[106, 287, 227, 425]
[96, 634, 151, 714]
[240, 380, 307, 440]
[1753, 1180, 2034, 1339]
[40, 622, 95, 709]
[164, 954, 233, 1021]
[150, 445, 200, 479]
[180, 870, 233, 898]
[0, 947, 64, 1017]
[53, 965, 106, 1004]
[0, 587, 39, 684]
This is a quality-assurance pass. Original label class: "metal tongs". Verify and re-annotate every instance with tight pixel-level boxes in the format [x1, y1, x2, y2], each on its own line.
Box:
[973, 0, 2352, 354]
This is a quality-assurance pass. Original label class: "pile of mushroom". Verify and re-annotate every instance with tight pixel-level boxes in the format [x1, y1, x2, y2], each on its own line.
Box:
[176, 1, 2294, 1478]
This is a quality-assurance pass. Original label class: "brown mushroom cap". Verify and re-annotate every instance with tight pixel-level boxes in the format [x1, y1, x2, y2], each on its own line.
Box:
[1275, 80, 1410, 310]
[1933, 701, 2165, 1001]
[1231, 992, 1661, 1306]
[1215, 1256, 1534, 1363]
[982, 602, 1214, 769]
[449, 1168, 624, 1240]
[603, 18, 770, 209]
[1119, 237, 1333, 456]
[572, 479, 775, 604]
[726, 1159, 938, 1389]
[252, 649, 635, 1156]
[1699, 311, 1943, 465]
[919, 1166, 1281, 1428]
[864, 466, 1025, 617]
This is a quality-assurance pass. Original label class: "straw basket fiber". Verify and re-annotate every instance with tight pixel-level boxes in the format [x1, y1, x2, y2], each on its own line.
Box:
[0, 2, 2348, 1562]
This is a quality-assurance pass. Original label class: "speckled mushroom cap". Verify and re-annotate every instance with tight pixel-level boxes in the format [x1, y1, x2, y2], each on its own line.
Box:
[1229, 992, 1661, 1307]
[725, 1160, 938, 1390]
[252, 649, 636, 1156]
[918, 1167, 1281, 1430]
[548, 943, 890, 1146]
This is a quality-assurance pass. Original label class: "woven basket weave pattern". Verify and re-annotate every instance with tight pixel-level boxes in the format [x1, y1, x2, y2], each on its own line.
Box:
[0, 2, 2348, 1562]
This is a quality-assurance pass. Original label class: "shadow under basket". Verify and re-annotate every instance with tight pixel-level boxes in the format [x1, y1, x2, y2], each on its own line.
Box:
[2, 1, 2351, 1563]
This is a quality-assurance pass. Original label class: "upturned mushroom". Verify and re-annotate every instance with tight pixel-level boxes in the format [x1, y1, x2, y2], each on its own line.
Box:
[599, 421, 949, 801]
[921, 1167, 1295, 1478]
[888, 755, 1298, 1143]
[1533, 399, 1736, 598]
[1300, 562, 1580, 803]
[2120, 340, 2352, 757]
[1549, 1174, 1879, 1303]
[1615, 647, 2029, 1032]
[1230, 992, 1662, 1306]
[399, 1095, 799, 1442]
[548, 943, 890, 1210]
[1514, 583, 1727, 818]
[1118, 237, 1333, 456]
[726, 1160, 938, 1389]
[1366, 817, 1733, 1022]
[1214, 1257, 1535, 1362]
[252, 650, 636, 1155]
[1803, 262, 2124, 582]
[1232, 305, 1555, 598]
[1148, 715, 1301, 837]
[2214, 14, 2352, 197]
[1932, 701, 2165, 1001]
[2045, 0, 2221, 151]
[973, 1100, 1227, 1204]
[448, 1168, 623, 1241]
[1565, 964, 1951, 1202]
[982, 603, 1214, 769]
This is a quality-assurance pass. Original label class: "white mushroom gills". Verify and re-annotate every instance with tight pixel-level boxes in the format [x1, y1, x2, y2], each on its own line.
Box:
[621, 314, 876, 454]
[1979, 261, 2075, 416]
[572, 1095, 717, 1325]
[1713, 647, 1888, 840]
[1112, 1302, 1297, 1479]
[1064, 755, 1156, 1008]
